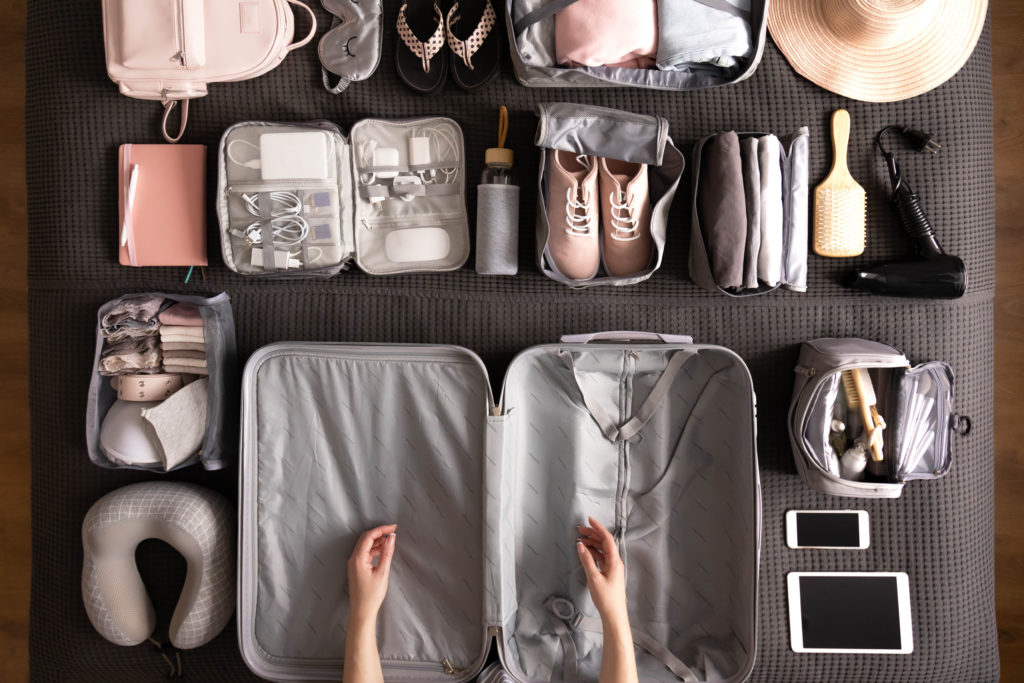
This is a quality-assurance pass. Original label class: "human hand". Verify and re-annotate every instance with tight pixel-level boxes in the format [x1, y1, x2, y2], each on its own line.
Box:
[576, 517, 628, 628]
[347, 524, 397, 624]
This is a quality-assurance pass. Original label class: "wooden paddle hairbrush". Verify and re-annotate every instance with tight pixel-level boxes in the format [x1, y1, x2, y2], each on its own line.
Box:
[842, 368, 885, 462]
[814, 109, 866, 257]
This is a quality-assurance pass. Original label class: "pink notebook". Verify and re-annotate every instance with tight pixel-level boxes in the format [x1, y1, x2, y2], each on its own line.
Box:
[118, 144, 208, 267]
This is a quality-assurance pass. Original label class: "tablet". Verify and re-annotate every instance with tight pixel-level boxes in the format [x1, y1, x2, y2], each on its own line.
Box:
[788, 572, 913, 654]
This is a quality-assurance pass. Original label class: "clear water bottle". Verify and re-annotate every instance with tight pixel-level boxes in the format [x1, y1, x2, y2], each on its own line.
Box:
[476, 107, 519, 275]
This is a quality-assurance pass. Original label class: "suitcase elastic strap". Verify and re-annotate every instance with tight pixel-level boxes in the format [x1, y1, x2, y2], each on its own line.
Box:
[561, 350, 697, 443]
[544, 597, 698, 682]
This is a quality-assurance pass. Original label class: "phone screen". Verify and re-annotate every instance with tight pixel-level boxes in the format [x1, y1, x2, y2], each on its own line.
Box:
[796, 511, 861, 547]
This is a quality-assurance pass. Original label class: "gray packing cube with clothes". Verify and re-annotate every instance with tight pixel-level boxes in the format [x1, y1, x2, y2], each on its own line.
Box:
[534, 103, 685, 287]
[788, 338, 971, 499]
[238, 332, 760, 682]
[217, 118, 470, 278]
[689, 130, 809, 296]
[85, 291, 238, 471]
[504, 0, 768, 89]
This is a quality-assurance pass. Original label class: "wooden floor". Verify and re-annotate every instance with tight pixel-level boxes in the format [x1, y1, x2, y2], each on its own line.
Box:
[1, 2, 1021, 681]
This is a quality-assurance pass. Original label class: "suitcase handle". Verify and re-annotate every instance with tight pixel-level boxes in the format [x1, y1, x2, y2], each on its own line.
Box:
[560, 331, 693, 345]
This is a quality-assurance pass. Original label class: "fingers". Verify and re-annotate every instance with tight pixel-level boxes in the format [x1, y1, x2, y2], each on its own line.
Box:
[577, 541, 600, 582]
[588, 516, 618, 561]
[374, 532, 397, 575]
[352, 524, 398, 561]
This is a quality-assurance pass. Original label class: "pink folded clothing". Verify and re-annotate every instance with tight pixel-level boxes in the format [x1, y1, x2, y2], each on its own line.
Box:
[158, 302, 204, 327]
[555, 0, 658, 69]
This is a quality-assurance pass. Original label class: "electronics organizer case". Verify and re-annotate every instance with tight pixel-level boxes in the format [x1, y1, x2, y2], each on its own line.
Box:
[505, 0, 768, 89]
[217, 119, 470, 277]
[239, 333, 760, 682]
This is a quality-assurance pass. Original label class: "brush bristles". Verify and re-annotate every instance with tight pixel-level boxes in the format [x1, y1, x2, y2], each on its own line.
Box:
[814, 186, 866, 257]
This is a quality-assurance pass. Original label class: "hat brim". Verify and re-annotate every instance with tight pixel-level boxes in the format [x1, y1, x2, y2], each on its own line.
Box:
[768, 0, 987, 102]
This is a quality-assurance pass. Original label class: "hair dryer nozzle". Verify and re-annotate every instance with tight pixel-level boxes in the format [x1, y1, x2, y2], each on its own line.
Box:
[850, 255, 967, 299]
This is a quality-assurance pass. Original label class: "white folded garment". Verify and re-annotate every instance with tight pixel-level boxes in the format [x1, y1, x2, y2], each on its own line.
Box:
[757, 135, 784, 287]
[741, 136, 761, 290]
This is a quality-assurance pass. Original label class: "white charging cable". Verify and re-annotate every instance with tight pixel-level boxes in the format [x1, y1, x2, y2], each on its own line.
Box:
[411, 125, 460, 184]
[227, 139, 261, 170]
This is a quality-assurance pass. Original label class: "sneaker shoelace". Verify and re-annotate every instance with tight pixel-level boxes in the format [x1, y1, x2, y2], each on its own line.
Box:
[564, 186, 594, 236]
[608, 189, 640, 241]
[563, 154, 594, 237]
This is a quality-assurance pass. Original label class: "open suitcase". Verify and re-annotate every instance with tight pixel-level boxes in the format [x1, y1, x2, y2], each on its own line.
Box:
[238, 332, 761, 682]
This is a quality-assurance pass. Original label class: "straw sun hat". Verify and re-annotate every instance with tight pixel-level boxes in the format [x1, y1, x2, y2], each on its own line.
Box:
[768, 0, 988, 102]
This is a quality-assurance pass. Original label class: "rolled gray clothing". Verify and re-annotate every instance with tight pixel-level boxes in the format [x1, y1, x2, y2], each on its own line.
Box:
[700, 131, 746, 289]
[740, 136, 762, 290]
[475, 184, 520, 276]
[101, 294, 165, 330]
[656, 0, 753, 71]
[102, 334, 160, 359]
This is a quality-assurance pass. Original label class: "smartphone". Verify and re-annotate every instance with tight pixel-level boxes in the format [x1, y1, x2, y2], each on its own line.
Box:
[785, 510, 869, 549]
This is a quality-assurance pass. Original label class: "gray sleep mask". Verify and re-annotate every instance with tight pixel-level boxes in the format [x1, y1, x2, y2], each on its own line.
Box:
[319, 0, 383, 94]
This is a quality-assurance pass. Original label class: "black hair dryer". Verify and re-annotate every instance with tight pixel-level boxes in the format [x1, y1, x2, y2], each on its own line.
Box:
[850, 129, 967, 299]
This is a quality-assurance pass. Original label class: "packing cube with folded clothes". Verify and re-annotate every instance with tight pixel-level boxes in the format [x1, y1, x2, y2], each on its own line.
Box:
[689, 129, 810, 296]
[86, 292, 238, 471]
[238, 332, 760, 682]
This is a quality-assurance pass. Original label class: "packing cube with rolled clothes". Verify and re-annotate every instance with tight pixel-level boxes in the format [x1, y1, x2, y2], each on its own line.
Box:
[689, 129, 810, 296]
[238, 332, 761, 682]
[85, 292, 238, 472]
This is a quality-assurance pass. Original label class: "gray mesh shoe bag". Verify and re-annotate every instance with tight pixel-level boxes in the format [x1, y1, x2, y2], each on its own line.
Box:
[504, 1, 768, 90]
[85, 292, 238, 471]
[238, 332, 760, 682]
[534, 103, 685, 288]
[788, 337, 972, 499]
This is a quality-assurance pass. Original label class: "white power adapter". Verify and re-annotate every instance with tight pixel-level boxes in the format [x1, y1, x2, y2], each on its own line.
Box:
[259, 132, 331, 180]
[251, 249, 302, 270]
[409, 136, 432, 167]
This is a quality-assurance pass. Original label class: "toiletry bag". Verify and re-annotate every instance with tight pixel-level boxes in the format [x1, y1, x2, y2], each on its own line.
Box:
[102, 0, 316, 142]
[217, 119, 470, 277]
[689, 129, 809, 296]
[505, 0, 767, 90]
[86, 292, 238, 472]
[534, 103, 685, 287]
[788, 338, 971, 499]
[239, 331, 760, 682]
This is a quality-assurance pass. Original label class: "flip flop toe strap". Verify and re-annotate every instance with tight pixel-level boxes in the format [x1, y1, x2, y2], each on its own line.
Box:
[446, 0, 496, 70]
[398, 2, 445, 73]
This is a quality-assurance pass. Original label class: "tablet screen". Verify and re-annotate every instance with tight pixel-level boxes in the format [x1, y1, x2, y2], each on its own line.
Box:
[798, 575, 904, 650]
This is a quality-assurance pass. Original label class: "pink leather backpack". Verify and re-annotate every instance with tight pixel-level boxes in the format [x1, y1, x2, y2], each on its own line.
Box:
[103, 0, 316, 142]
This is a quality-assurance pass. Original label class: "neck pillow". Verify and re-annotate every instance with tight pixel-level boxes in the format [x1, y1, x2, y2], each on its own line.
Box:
[81, 482, 234, 649]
